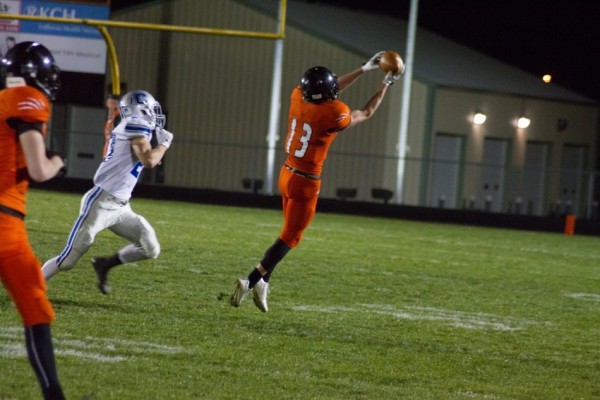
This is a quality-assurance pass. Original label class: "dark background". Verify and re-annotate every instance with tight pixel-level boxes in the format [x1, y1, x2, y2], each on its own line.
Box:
[308, 0, 600, 103]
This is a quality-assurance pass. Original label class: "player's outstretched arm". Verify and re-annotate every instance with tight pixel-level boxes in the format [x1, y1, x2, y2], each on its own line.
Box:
[347, 83, 389, 129]
[338, 68, 364, 92]
[339, 51, 385, 92]
[347, 71, 402, 129]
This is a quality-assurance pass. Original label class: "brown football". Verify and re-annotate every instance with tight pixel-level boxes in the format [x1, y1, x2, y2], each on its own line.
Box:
[379, 50, 404, 74]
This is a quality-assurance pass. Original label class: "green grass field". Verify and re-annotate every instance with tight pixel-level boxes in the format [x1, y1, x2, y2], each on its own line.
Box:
[1, 189, 599, 399]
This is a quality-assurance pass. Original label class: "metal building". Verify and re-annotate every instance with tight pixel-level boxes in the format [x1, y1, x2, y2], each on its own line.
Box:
[66, 0, 598, 218]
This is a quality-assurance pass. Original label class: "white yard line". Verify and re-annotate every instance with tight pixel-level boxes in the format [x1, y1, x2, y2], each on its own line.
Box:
[565, 292, 600, 302]
[293, 304, 545, 331]
[0, 327, 190, 363]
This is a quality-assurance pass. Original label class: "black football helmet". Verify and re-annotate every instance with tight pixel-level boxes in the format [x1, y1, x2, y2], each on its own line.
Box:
[300, 66, 339, 104]
[0, 41, 61, 100]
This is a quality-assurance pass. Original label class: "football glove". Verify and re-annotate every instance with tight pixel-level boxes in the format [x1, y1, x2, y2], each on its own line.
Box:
[155, 128, 173, 149]
[361, 51, 385, 72]
[383, 71, 402, 86]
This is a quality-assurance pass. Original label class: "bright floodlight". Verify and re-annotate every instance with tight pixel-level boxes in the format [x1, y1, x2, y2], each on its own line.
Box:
[517, 116, 531, 128]
[473, 112, 487, 125]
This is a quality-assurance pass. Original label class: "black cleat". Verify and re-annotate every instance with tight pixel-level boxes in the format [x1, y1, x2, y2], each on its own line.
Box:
[92, 257, 112, 295]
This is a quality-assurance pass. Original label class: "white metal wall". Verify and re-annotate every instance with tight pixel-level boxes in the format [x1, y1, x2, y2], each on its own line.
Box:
[108, 3, 163, 96]
[107, 0, 598, 215]
[107, 0, 408, 201]
[431, 88, 598, 214]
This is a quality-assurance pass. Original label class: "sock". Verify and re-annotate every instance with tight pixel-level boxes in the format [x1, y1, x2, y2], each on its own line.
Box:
[247, 239, 291, 286]
[25, 324, 65, 400]
[105, 253, 122, 270]
[248, 268, 263, 288]
[263, 271, 272, 283]
[43, 386, 66, 400]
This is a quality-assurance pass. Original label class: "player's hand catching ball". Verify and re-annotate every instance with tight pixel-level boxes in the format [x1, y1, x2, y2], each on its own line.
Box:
[383, 71, 402, 86]
[361, 51, 385, 72]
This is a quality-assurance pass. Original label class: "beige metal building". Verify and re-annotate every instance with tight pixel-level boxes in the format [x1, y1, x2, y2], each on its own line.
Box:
[67, 0, 598, 218]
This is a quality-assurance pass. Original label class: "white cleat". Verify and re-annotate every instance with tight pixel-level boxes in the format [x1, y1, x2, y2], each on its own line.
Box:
[253, 279, 270, 312]
[231, 278, 251, 307]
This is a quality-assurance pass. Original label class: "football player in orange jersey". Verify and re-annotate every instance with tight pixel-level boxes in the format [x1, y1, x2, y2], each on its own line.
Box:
[102, 95, 121, 158]
[0, 42, 66, 399]
[232, 51, 403, 312]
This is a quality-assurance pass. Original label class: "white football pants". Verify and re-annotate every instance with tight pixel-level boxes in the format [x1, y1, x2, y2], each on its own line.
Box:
[42, 186, 160, 280]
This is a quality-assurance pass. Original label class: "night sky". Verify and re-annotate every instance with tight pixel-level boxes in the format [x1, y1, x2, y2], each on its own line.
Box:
[306, 0, 600, 103]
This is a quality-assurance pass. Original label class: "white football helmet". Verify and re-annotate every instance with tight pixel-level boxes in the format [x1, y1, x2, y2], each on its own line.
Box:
[119, 90, 166, 128]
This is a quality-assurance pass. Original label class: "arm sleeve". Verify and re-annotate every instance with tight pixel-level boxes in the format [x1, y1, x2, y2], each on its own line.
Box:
[326, 103, 351, 133]
[7, 118, 43, 137]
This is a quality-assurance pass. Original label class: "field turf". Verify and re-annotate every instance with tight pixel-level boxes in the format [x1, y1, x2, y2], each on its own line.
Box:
[1, 189, 599, 399]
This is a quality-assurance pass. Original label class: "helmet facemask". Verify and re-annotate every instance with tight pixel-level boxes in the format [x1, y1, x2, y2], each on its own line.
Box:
[29, 62, 61, 100]
[119, 90, 166, 128]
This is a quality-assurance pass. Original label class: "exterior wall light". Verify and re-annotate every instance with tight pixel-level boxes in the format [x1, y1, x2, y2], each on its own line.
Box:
[472, 112, 487, 125]
[517, 116, 531, 129]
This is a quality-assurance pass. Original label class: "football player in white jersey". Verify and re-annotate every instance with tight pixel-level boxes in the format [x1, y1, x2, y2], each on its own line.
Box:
[42, 90, 173, 294]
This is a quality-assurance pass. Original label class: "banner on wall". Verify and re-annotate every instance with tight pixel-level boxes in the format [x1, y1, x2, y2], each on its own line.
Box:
[0, 0, 110, 74]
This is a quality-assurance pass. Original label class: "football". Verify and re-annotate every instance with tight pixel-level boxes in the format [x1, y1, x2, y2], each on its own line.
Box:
[379, 50, 404, 74]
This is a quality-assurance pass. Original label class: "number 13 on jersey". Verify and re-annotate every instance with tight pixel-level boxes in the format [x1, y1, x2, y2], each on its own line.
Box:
[286, 117, 312, 158]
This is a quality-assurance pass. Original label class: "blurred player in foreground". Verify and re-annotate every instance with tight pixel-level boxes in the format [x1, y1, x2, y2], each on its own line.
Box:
[231, 51, 403, 312]
[0, 41, 66, 399]
[42, 90, 173, 295]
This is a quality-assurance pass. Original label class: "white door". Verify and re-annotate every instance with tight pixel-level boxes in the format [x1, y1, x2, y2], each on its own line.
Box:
[559, 145, 586, 215]
[66, 106, 106, 179]
[430, 134, 462, 208]
[522, 142, 549, 215]
[480, 139, 508, 212]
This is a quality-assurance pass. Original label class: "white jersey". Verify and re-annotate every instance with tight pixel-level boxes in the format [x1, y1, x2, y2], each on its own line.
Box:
[93, 116, 153, 200]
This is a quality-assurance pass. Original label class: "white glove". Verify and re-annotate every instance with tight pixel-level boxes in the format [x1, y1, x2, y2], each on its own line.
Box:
[361, 51, 385, 72]
[155, 127, 173, 149]
[383, 71, 401, 86]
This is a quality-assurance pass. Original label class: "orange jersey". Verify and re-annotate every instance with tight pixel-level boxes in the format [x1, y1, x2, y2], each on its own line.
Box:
[0, 86, 50, 215]
[102, 97, 121, 158]
[284, 86, 351, 176]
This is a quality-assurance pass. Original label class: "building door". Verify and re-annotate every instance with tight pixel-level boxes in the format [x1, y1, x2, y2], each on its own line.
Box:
[66, 106, 106, 179]
[522, 142, 549, 215]
[430, 134, 463, 208]
[559, 144, 586, 216]
[480, 138, 508, 212]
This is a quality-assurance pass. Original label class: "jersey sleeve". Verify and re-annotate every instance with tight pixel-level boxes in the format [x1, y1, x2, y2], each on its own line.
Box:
[119, 116, 153, 140]
[5, 86, 50, 125]
[330, 101, 351, 132]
